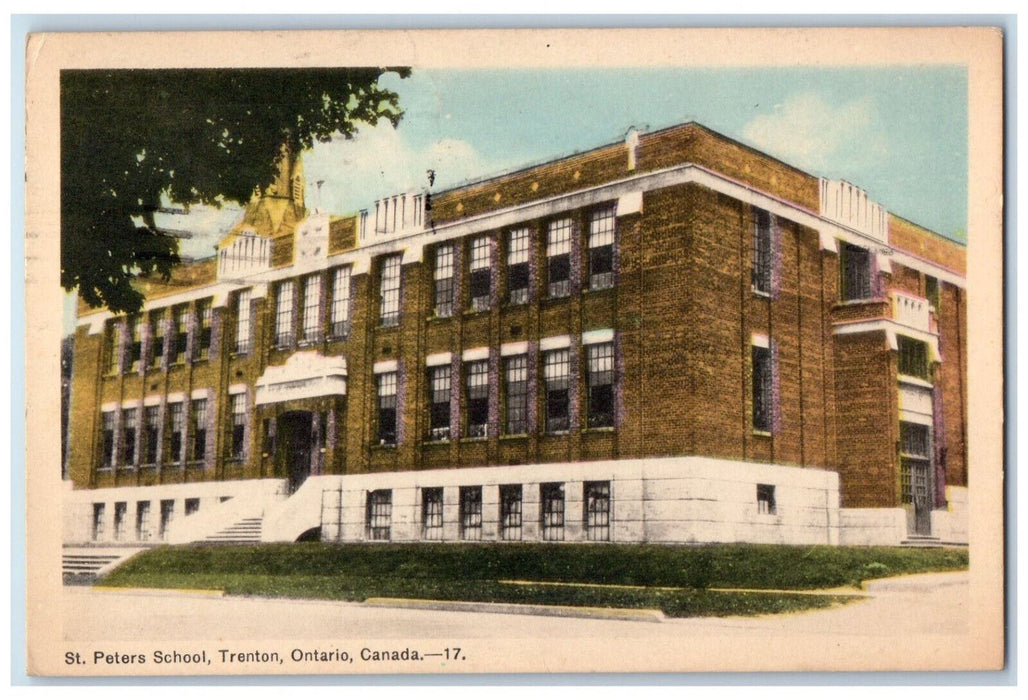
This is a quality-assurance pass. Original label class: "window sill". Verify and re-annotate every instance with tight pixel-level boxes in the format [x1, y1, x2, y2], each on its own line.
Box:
[423, 439, 450, 446]
[833, 298, 886, 308]
[140, 463, 158, 469]
[499, 433, 529, 440]
[582, 426, 615, 433]
[543, 430, 570, 437]
[898, 374, 934, 389]
[752, 429, 772, 438]
[460, 436, 488, 444]
[584, 284, 615, 294]
[752, 287, 772, 299]
[463, 308, 491, 318]
[370, 443, 398, 451]
[231, 351, 251, 359]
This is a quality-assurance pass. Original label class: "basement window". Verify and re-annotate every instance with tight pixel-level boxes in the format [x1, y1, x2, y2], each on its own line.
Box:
[366, 490, 392, 541]
[584, 481, 611, 541]
[757, 484, 776, 515]
[421, 487, 443, 540]
[459, 486, 483, 541]
[500, 484, 523, 541]
[92, 503, 105, 541]
[540, 482, 566, 541]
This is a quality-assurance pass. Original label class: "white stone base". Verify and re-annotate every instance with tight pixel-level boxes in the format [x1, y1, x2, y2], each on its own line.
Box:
[931, 486, 969, 544]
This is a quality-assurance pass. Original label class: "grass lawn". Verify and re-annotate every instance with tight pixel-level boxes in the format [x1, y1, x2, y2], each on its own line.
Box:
[100, 543, 967, 618]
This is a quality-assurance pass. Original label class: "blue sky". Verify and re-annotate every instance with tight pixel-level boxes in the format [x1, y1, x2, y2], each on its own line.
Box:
[303, 66, 968, 242]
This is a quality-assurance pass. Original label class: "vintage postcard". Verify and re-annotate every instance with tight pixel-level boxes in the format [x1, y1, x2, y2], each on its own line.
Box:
[24, 27, 1005, 676]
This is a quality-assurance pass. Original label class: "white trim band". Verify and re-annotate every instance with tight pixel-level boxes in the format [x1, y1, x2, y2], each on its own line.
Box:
[582, 329, 614, 346]
[426, 352, 452, 367]
[751, 332, 770, 349]
[539, 335, 571, 351]
[500, 341, 529, 357]
[462, 347, 489, 362]
[228, 384, 248, 395]
[373, 360, 398, 374]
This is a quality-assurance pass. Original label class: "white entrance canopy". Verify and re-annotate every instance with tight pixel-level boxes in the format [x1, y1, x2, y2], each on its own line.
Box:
[255, 352, 347, 406]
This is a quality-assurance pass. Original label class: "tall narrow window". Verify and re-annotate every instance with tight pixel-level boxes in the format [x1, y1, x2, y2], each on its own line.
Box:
[900, 422, 931, 505]
[840, 242, 873, 301]
[128, 316, 143, 372]
[504, 356, 529, 435]
[433, 244, 455, 318]
[507, 228, 531, 304]
[100, 410, 115, 469]
[499, 484, 523, 541]
[752, 344, 773, 433]
[229, 393, 246, 461]
[546, 218, 573, 298]
[235, 289, 252, 354]
[584, 481, 611, 541]
[185, 498, 200, 516]
[421, 487, 443, 540]
[113, 502, 127, 541]
[926, 275, 941, 311]
[588, 207, 616, 290]
[366, 490, 392, 540]
[376, 372, 397, 446]
[168, 402, 184, 465]
[428, 365, 451, 441]
[190, 398, 207, 464]
[540, 482, 565, 541]
[459, 486, 483, 541]
[195, 299, 212, 361]
[120, 407, 138, 468]
[301, 274, 322, 344]
[469, 237, 492, 312]
[752, 209, 773, 295]
[143, 405, 159, 466]
[586, 342, 614, 428]
[757, 484, 777, 515]
[106, 321, 122, 374]
[544, 349, 571, 433]
[92, 503, 105, 541]
[275, 280, 295, 348]
[465, 360, 489, 438]
[149, 310, 165, 369]
[380, 254, 402, 327]
[172, 306, 189, 365]
[329, 267, 352, 338]
[136, 501, 151, 541]
[159, 500, 174, 540]
[898, 336, 929, 380]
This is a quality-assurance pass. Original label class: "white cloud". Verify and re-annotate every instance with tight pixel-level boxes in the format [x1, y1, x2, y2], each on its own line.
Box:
[304, 124, 490, 216]
[741, 93, 884, 174]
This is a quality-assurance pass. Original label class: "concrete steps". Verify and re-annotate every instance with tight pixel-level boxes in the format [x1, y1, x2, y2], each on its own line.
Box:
[900, 535, 967, 548]
[195, 517, 263, 545]
[63, 547, 144, 585]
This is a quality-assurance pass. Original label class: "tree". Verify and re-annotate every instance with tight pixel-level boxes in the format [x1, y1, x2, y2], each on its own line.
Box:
[61, 67, 410, 314]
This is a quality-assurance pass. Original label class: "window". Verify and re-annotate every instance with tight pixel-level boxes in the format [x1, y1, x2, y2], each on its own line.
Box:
[113, 502, 127, 541]
[459, 486, 483, 540]
[540, 482, 565, 541]
[143, 405, 159, 466]
[329, 267, 352, 338]
[428, 366, 451, 441]
[235, 289, 252, 354]
[466, 360, 489, 438]
[172, 306, 189, 365]
[366, 490, 392, 540]
[275, 280, 295, 348]
[149, 310, 165, 369]
[421, 487, 443, 540]
[92, 503, 105, 541]
[159, 500, 174, 540]
[499, 484, 523, 541]
[168, 402, 184, 465]
[584, 481, 611, 541]
[588, 207, 616, 290]
[926, 275, 941, 311]
[752, 209, 773, 295]
[376, 372, 397, 446]
[840, 242, 873, 301]
[120, 408, 138, 468]
[128, 316, 143, 372]
[229, 393, 246, 461]
[586, 342, 614, 428]
[100, 410, 115, 469]
[185, 498, 200, 516]
[504, 356, 529, 435]
[136, 501, 151, 541]
[546, 218, 573, 298]
[900, 422, 931, 505]
[433, 244, 455, 318]
[301, 274, 322, 344]
[196, 299, 212, 360]
[190, 398, 207, 463]
[380, 254, 402, 326]
[543, 349, 571, 433]
[469, 237, 492, 312]
[757, 484, 777, 515]
[752, 344, 773, 433]
[507, 228, 531, 304]
[898, 336, 929, 380]
[106, 321, 122, 374]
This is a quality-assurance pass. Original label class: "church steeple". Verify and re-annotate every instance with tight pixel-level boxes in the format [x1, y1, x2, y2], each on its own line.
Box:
[229, 145, 306, 240]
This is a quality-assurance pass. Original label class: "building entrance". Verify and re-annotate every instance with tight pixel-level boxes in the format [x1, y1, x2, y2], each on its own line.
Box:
[278, 411, 313, 494]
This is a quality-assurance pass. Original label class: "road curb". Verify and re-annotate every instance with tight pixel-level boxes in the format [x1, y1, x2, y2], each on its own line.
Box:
[363, 597, 666, 623]
[91, 586, 226, 598]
